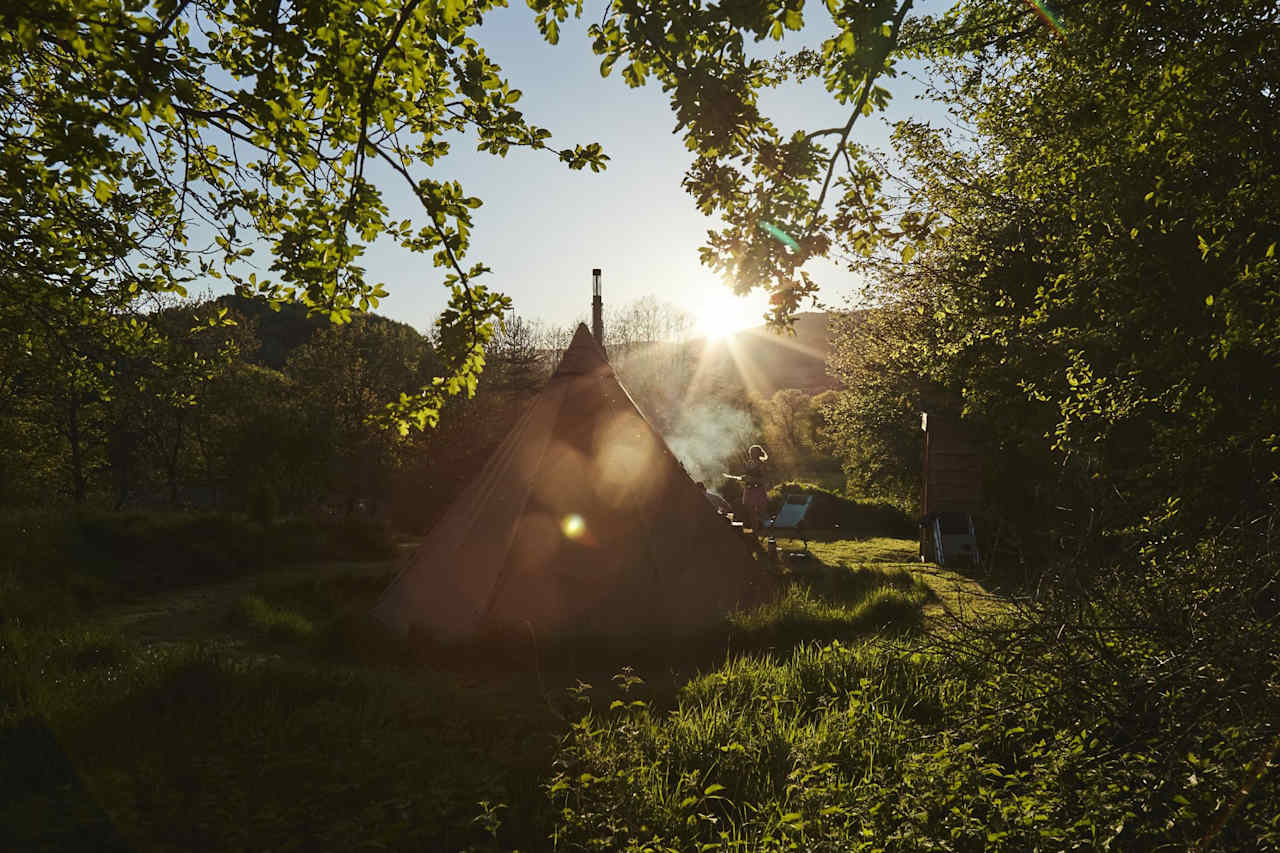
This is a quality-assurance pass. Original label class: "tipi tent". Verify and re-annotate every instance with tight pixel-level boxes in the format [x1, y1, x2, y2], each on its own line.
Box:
[375, 323, 771, 641]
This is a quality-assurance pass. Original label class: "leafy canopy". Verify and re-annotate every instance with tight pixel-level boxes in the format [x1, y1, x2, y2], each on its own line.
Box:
[2, 0, 606, 432]
[5, 0, 1104, 429]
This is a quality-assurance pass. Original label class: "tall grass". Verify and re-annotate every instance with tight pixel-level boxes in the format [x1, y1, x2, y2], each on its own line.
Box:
[548, 629, 1278, 851]
[728, 582, 926, 649]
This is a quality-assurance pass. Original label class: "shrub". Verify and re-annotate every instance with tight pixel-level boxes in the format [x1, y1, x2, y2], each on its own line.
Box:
[766, 481, 915, 538]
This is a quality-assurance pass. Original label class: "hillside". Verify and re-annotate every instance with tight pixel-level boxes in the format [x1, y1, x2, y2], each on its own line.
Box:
[212, 293, 433, 370]
[684, 310, 854, 397]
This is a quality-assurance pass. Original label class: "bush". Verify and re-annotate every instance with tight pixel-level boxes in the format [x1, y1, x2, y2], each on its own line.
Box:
[766, 481, 915, 538]
[72, 511, 265, 591]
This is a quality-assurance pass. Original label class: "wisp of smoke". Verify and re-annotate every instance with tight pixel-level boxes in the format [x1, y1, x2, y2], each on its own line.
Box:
[664, 403, 757, 486]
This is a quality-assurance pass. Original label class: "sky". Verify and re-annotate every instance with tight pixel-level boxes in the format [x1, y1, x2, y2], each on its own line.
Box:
[231, 1, 956, 337]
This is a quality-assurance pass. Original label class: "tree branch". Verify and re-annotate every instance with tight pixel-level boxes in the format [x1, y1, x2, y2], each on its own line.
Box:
[804, 0, 914, 241]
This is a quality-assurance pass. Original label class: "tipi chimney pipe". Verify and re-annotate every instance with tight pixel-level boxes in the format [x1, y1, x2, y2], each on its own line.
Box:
[591, 268, 604, 349]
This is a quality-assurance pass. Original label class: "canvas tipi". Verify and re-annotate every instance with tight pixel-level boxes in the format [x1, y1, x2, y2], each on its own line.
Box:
[375, 323, 771, 641]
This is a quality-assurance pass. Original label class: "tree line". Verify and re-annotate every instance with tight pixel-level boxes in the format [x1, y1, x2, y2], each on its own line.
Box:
[2, 288, 845, 531]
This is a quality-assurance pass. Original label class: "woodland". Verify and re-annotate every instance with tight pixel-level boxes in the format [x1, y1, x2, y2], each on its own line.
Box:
[3, 0, 1278, 850]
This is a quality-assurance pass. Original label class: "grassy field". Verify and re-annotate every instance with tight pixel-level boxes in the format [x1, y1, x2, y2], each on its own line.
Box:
[1, 528, 954, 852]
[6, 525, 1269, 850]
[766, 535, 1009, 626]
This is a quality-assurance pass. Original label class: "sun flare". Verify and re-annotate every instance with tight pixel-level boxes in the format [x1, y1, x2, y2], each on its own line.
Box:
[695, 286, 766, 341]
[699, 309, 739, 341]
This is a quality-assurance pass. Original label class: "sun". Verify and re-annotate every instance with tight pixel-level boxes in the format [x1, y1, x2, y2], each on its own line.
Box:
[695, 286, 767, 340]
[699, 308, 739, 341]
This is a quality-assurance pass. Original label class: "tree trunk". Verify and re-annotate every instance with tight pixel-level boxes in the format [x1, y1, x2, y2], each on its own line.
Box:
[166, 412, 184, 508]
[66, 396, 86, 504]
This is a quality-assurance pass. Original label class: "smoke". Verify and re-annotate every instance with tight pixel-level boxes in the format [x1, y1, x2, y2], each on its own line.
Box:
[664, 403, 757, 486]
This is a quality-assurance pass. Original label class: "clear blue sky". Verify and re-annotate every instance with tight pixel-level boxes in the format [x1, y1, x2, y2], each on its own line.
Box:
[296, 2, 952, 334]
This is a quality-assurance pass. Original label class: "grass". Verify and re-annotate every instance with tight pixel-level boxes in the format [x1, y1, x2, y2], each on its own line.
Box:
[228, 593, 316, 641]
[0, 510, 398, 627]
[548, 641, 968, 851]
[2, 603, 559, 851]
[10, 529, 1262, 850]
[772, 534, 920, 566]
[2, 531, 945, 851]
[729, 573, 929, 648]
[766, 483, 916, 538]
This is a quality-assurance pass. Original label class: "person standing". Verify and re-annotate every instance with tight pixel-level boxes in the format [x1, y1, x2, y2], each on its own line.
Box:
[725, 445, 770, 532]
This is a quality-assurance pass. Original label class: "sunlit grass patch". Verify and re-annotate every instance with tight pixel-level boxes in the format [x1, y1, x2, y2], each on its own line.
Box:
[548, 641, 962, 850]
[727, 543, 934, 651]
[773, 535, 920, 567]
[730, 582, 926, 649]
[229, 593, 315, 641]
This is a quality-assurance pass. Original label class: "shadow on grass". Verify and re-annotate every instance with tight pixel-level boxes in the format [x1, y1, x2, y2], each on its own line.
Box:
[3, 631, 558, 853]
[1, 541, 936, 853]
[139, 547, 934, 700]
[381, 557, 936, 694]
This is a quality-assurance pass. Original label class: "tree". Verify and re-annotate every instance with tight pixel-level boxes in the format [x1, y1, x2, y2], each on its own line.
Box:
[2, 0, 607, 435]
[6, 0, 1030, 445]
[540, 0, 966, 323]
[208, 363, 326, 511]
[823, 306, 927, 503]
[286, 315, 434, 512]
[847, 0, 1280, 552]
[486, 311, 546, 391]
[811, 11, 1280, 846]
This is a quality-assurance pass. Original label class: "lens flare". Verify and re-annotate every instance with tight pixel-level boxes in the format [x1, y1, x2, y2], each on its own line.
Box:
[1021, 0, 1067, 40]
[758, 220, 800, 252]
[561, 513, 586, 539]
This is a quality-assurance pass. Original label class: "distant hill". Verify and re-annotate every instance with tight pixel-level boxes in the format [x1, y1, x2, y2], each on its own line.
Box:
[212, 294, 430, 370]
[684, 311, 855, 397]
